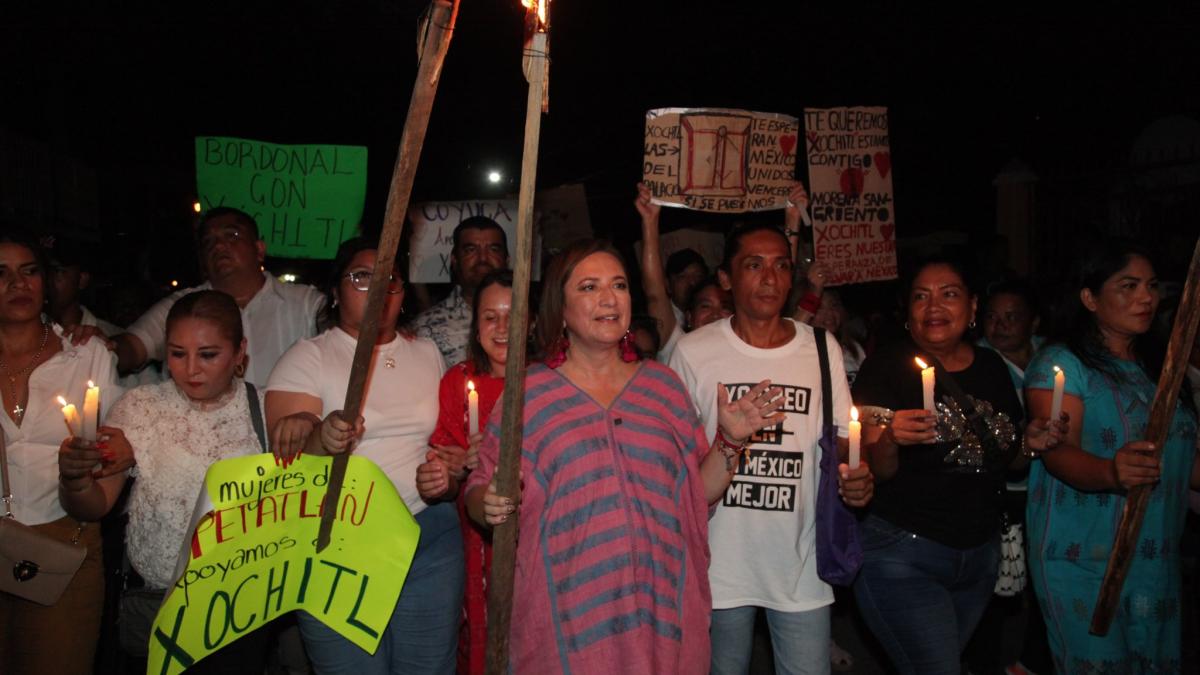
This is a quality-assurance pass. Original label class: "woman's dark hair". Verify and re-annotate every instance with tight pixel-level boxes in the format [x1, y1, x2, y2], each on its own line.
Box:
[165, 290, 244, 347]
[1058, 237, 1160, 384]
[319, 236, 404, 332]
[685, 274, 724, 313]
[0, 229, 51, 294]
[719, 223, 790, 273]
[534, 238, 627, 359]
[467, 269, 514, 374]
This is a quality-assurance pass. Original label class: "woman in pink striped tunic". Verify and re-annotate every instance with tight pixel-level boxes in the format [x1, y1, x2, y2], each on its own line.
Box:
[464, 239, 785, 674]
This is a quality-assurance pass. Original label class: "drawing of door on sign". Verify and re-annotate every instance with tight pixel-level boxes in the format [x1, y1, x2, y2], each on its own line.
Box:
[680, 113, 752, 197]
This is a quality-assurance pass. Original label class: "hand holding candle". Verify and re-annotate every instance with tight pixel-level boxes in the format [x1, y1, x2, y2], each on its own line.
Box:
[848, 406, 861, 470]
[467, 380, 480, 437]
[58, 396, 81, 438]
[914, 357, 935, 413]
[1049, 365, 1065, 423]
[82, 380, 100, 442]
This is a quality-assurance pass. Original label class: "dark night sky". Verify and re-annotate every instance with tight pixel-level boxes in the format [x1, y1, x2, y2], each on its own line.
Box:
[4, 2, 1199, 268]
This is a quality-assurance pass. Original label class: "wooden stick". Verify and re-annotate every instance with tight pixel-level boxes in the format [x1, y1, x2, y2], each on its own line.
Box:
[316, 0, 460, 552]
[484, 26, 548, 675]
[1089, 237, 1200, 634]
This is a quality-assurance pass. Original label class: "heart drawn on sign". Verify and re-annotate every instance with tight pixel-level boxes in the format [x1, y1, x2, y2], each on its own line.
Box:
[840, 168, 865, 197]
[779, 134, 797, 156]
[874, 152, 892, 179]
[807, 131, 818, 145]
[879, 224, 895, 241]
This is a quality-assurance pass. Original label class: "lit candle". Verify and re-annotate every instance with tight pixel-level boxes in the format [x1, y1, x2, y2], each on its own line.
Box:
[915, 357, 935, 413]
[58, 396, 81, 438]
[82, 380, 100, 442]
[1049, 365, 1065, 423]
[467, 380, 480, 437]
[848, 406, 861, 470]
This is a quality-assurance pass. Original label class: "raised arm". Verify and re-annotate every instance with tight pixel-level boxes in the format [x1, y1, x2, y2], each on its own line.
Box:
[635, 182, 676, 342]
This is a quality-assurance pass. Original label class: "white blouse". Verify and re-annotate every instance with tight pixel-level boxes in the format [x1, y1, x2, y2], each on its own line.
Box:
[109, 379, 265, 589]
[0, 325, 121, 525]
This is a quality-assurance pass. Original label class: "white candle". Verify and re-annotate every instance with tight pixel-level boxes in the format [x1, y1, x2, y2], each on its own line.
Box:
[82, 380, 100, 442]
[58, 396, 81, 438]
[467, 380, 480, 437]
[915, 357, 935, 413]
[1049, 365, 1065, 423]
[848, 406, 861, 470]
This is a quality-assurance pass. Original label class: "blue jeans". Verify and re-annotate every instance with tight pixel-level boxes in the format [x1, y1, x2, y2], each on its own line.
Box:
[852, 515, 999, 675]
[710, 604, 831, 675]
[298, 501, 464, 675]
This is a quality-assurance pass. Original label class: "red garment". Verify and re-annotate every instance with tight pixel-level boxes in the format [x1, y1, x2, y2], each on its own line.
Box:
[430, 361, 504, 675]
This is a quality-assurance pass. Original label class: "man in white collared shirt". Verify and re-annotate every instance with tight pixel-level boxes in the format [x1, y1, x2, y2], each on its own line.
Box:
[113, 208, 324, 387]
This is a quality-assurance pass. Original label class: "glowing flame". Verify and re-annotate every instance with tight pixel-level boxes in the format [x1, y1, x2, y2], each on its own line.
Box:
[467, 380, 476, 393]
[1052, 365, 1061, 374]
[57, 396, 69, 407]
[87, 380, 95, 388]
[914, 357, 929, 370]
[851, 406, 859, 422]
[521, 0, 548, 28]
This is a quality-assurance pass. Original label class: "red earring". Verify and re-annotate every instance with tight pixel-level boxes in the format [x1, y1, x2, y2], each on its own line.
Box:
[546, 330, 570, 369]
[619, 330, 639, 363]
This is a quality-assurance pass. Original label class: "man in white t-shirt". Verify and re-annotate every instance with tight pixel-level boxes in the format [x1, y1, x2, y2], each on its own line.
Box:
[670, 222, 874, 675]
[111, 208, 324, 387]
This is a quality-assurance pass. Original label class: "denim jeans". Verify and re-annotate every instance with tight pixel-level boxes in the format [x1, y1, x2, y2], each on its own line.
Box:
[298, 501, 464, 675]
[852, 515, 999, 675]
[710, 604, 831, 675]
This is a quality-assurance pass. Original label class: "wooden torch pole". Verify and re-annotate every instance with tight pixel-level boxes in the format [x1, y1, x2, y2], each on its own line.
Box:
[485, 7, 549, 673]
[316, 0, 460, 552]
[1089, 237, 1200, 634]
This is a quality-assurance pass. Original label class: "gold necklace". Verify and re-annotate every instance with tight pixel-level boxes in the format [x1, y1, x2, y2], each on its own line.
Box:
[0, 323, 50, 423]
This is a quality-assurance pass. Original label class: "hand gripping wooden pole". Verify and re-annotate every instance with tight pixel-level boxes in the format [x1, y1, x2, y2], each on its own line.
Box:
[484, 21, 549, 675]
[1089, 237, 1200, 634]
[316, 0, 460, 553]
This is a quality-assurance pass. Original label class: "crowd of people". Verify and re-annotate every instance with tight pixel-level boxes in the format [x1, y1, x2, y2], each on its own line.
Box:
[0, 178, 1196, 675]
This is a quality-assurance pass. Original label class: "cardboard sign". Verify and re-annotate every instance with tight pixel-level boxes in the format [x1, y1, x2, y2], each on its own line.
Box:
[633, 228, 726, 277]
[195, 137, 367, 260]
[407, 199, 542, 283]
[535, 183, 593, 254]
[643, 107, 799, 213]
[148, 455, 418, 675]
[804, 107, 898, 286]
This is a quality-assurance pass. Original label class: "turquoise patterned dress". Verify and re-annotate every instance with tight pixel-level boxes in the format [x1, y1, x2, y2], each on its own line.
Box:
[1025, 345, 1196, 674]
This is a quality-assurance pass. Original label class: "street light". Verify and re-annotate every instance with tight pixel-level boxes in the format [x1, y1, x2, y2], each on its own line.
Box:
[487, 170, 502, 184]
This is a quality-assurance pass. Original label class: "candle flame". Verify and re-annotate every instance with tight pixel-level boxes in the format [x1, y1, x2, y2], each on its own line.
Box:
[467, 380, 476, 393]
[1052, 365, 1061, 374]
[57, 396, 69, 407]
[914, 357, 929, 370]
[851, 406, 859, 422]
[521, 0, 548, 29]
[87, 380, 96, 388]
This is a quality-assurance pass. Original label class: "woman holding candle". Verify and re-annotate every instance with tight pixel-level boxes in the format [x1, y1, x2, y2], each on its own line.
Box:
[0, 232, 119, 675]
[415, 269, 512, 675]
[850, 256, 1063, 675]
[1024, 239, 1198, 672]
[266, 236, 462, 674]
[58, 290, 277, 673]
[463, 239, 787, 674]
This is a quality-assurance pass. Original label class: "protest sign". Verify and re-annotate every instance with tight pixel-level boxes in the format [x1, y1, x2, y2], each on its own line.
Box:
[535, 183, 592, 254]
[643, 107, 799, 213]
[633, 228, 726, 275]
[195, 137, 367, 260]
[804, 107, 898, 286]
[148, 455, 418, 675]
[407, 199, 542, 283]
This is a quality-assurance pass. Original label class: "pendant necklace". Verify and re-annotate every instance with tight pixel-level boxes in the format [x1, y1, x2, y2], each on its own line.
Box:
[0, 323, 51, 423]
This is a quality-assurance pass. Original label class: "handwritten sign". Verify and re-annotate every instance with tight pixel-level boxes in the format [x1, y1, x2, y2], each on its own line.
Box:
[195, 137, 367, 260]
[148, 455, 418, 675]
[804, 107, 898, 286]
[643, 107, 799, 213]
[407, 199, 542, 283]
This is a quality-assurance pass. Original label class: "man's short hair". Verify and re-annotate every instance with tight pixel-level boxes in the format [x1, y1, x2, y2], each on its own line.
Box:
[665, 248, 707, 278]
[198, 207, 260, 240]
[452, 216, 508, 254]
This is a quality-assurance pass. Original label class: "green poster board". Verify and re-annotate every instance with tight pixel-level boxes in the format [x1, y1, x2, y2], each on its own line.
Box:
[195, 137, 367, 259]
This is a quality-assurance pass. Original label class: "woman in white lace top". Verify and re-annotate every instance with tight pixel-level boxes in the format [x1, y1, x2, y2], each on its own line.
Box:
[59, 290, 273, 673]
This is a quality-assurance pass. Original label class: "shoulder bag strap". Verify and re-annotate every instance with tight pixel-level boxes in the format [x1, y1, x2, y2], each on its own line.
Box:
[0, 429, 12, 517]
[814, 328, 832, 430]
[244, 382, 268, 453]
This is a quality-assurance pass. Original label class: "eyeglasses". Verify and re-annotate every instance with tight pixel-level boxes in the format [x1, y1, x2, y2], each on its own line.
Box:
[344, 270, 403, 294]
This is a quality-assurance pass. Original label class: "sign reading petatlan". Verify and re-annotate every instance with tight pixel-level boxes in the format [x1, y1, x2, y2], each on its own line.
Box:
[804, 107, 898, 286]
[643, 107, 799, 213]
[407, 199, 542, 283]
[195, 137, 367, 260]
[148, 455, 418, 675]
